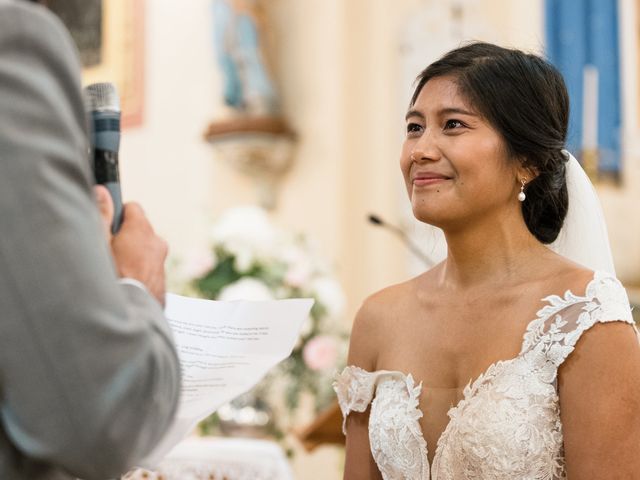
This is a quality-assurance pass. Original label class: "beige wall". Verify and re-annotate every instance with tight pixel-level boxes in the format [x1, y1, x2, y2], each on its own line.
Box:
[119, 0, 217, 262]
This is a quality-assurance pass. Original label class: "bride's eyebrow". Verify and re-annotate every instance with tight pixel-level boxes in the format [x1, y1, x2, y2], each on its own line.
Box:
[438, 107, 477, 117]
[405, 107, 478, 121]
[405, 109, 425, 121]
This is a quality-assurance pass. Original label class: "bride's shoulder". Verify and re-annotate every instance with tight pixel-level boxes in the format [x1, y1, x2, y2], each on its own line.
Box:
[354, 281, 411, 333]
[554, 264, 597, 294]
[538, 259, 632, 330]
[538, 256, 600, 297]
[364, 279, 415, 307]
[357, 272, 430, 321]
[347, 276, 424, 369]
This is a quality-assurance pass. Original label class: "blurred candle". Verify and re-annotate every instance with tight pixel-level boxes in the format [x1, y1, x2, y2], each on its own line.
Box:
[582, 65, 599, 150]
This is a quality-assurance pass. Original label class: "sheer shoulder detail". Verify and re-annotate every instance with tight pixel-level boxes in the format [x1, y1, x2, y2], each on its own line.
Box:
[520, 270, 635, 374]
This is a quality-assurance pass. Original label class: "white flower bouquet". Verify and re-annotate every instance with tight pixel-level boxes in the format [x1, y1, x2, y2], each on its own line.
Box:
[186, 206, 347, 439]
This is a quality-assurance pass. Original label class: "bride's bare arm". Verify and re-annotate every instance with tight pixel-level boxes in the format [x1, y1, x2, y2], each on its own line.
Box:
[559, 321, 640, 478]
[344, 408, 381, 480]
[343, 299, 384, 480]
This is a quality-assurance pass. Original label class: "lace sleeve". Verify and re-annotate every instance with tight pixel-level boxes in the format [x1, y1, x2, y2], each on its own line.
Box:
[534, 272, 636, 370]
[584, 272, 634, 325]
[333, 366, 405, 435]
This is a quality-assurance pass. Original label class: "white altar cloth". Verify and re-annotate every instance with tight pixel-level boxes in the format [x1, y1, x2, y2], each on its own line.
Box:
[123, 436, 294, 480]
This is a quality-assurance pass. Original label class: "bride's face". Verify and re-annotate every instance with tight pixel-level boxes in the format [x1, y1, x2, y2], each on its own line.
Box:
[400, 76, 519, 229]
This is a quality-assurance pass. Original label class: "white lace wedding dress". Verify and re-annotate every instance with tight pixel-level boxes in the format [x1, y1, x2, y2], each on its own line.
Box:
[334, 271, 636, 479]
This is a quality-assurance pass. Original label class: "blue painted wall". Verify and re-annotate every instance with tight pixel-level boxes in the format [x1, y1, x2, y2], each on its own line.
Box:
[545, 0, 621, 174]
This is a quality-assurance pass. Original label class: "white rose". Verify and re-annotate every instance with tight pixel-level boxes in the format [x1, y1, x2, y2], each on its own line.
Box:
[218, 278, 274, 301]
[228, 244, 255, 273]
[311, 276, 346, 320]
[211, 206, 279, 263]
[299, 315, 314, 337]
[284, 259, 313, 288]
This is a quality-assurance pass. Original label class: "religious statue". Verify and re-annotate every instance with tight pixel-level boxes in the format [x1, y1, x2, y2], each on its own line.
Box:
[212, 0, 277, 116]
[205, 0, 295, 209]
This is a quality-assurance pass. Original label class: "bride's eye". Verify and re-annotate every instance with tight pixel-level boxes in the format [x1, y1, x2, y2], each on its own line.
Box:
[406, 123, 423, 136]
[444, 119, 465, 130]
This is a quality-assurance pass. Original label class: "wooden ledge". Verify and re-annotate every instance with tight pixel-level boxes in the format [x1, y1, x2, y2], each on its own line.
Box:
[294, 401, 344, 452]
[204, 116, 295, 141]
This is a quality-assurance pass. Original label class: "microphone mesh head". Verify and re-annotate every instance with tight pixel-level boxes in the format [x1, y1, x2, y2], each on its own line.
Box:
[84, 82, 120, 112]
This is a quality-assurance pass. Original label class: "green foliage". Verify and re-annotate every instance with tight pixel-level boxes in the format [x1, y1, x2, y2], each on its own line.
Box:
[193, 254, 240, 298]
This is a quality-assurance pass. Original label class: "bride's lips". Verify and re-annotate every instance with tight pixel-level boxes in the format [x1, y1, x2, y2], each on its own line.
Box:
[412, 172, 452, 186]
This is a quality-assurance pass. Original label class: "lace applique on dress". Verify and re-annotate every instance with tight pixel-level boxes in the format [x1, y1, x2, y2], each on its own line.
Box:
[369, 373, 429, 479]
[334, 271, 635, 480]
[333, 366, 429, 479]
[334, 365, 382, 434]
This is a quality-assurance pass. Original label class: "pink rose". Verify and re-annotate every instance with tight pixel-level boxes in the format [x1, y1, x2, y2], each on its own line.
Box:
[302, 335, 338, 371]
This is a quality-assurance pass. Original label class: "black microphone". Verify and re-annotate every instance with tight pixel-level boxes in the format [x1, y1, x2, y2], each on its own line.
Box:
[84, 82, 123, 234]
[367, 214, 434, 267]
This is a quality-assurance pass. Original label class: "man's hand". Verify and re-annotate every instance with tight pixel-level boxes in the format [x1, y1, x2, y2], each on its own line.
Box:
[94, 185, 114, 240]
[94, 186, 168, 305]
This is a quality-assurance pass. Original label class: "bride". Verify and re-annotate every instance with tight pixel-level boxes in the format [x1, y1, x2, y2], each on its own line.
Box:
[334, 42, 640, 479]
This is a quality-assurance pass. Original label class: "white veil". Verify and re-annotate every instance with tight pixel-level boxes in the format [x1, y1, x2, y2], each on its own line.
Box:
[415, 150, 615, 275]
[548, 151, 615, 275]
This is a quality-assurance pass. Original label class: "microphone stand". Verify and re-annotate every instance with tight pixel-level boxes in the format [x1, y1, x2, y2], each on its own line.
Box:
[367, 214, 434, 268]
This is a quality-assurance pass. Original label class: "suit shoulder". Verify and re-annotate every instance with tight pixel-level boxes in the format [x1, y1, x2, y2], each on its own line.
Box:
[0, 1, 64, 36]
[0, 1, 80, 69]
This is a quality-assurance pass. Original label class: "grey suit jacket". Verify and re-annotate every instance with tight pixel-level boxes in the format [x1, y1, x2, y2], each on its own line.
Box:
[0, 1, 181, 479]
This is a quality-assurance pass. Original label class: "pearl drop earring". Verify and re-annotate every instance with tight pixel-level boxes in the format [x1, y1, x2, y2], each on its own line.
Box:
[518, 179, 527, 202]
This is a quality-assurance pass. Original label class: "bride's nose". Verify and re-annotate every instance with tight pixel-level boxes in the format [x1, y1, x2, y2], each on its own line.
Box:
[411, 129, 441, 162]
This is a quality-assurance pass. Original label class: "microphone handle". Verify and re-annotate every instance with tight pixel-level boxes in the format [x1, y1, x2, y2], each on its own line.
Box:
[93, 147, 123, 234]
[102, 182, 123, 234]
[90, 100, 123, 234]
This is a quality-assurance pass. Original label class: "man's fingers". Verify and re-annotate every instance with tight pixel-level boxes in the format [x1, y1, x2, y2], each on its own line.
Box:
[122, 202, 146, 218]
[94, 185, 114, 239]
[109, 201, 168, 305]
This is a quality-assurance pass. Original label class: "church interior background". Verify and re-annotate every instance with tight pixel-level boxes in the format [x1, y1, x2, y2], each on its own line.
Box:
[47, 0, 640, 477]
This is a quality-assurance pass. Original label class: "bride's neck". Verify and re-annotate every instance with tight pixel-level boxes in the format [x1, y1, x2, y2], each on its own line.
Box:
[439, 216, 549, 289]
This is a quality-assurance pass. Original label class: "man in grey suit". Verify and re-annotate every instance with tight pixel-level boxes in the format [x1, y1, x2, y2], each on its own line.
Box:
[0, 1, 181, 478]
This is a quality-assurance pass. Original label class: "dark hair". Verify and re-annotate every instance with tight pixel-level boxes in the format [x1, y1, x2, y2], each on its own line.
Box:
[411, 42, 569, 244]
